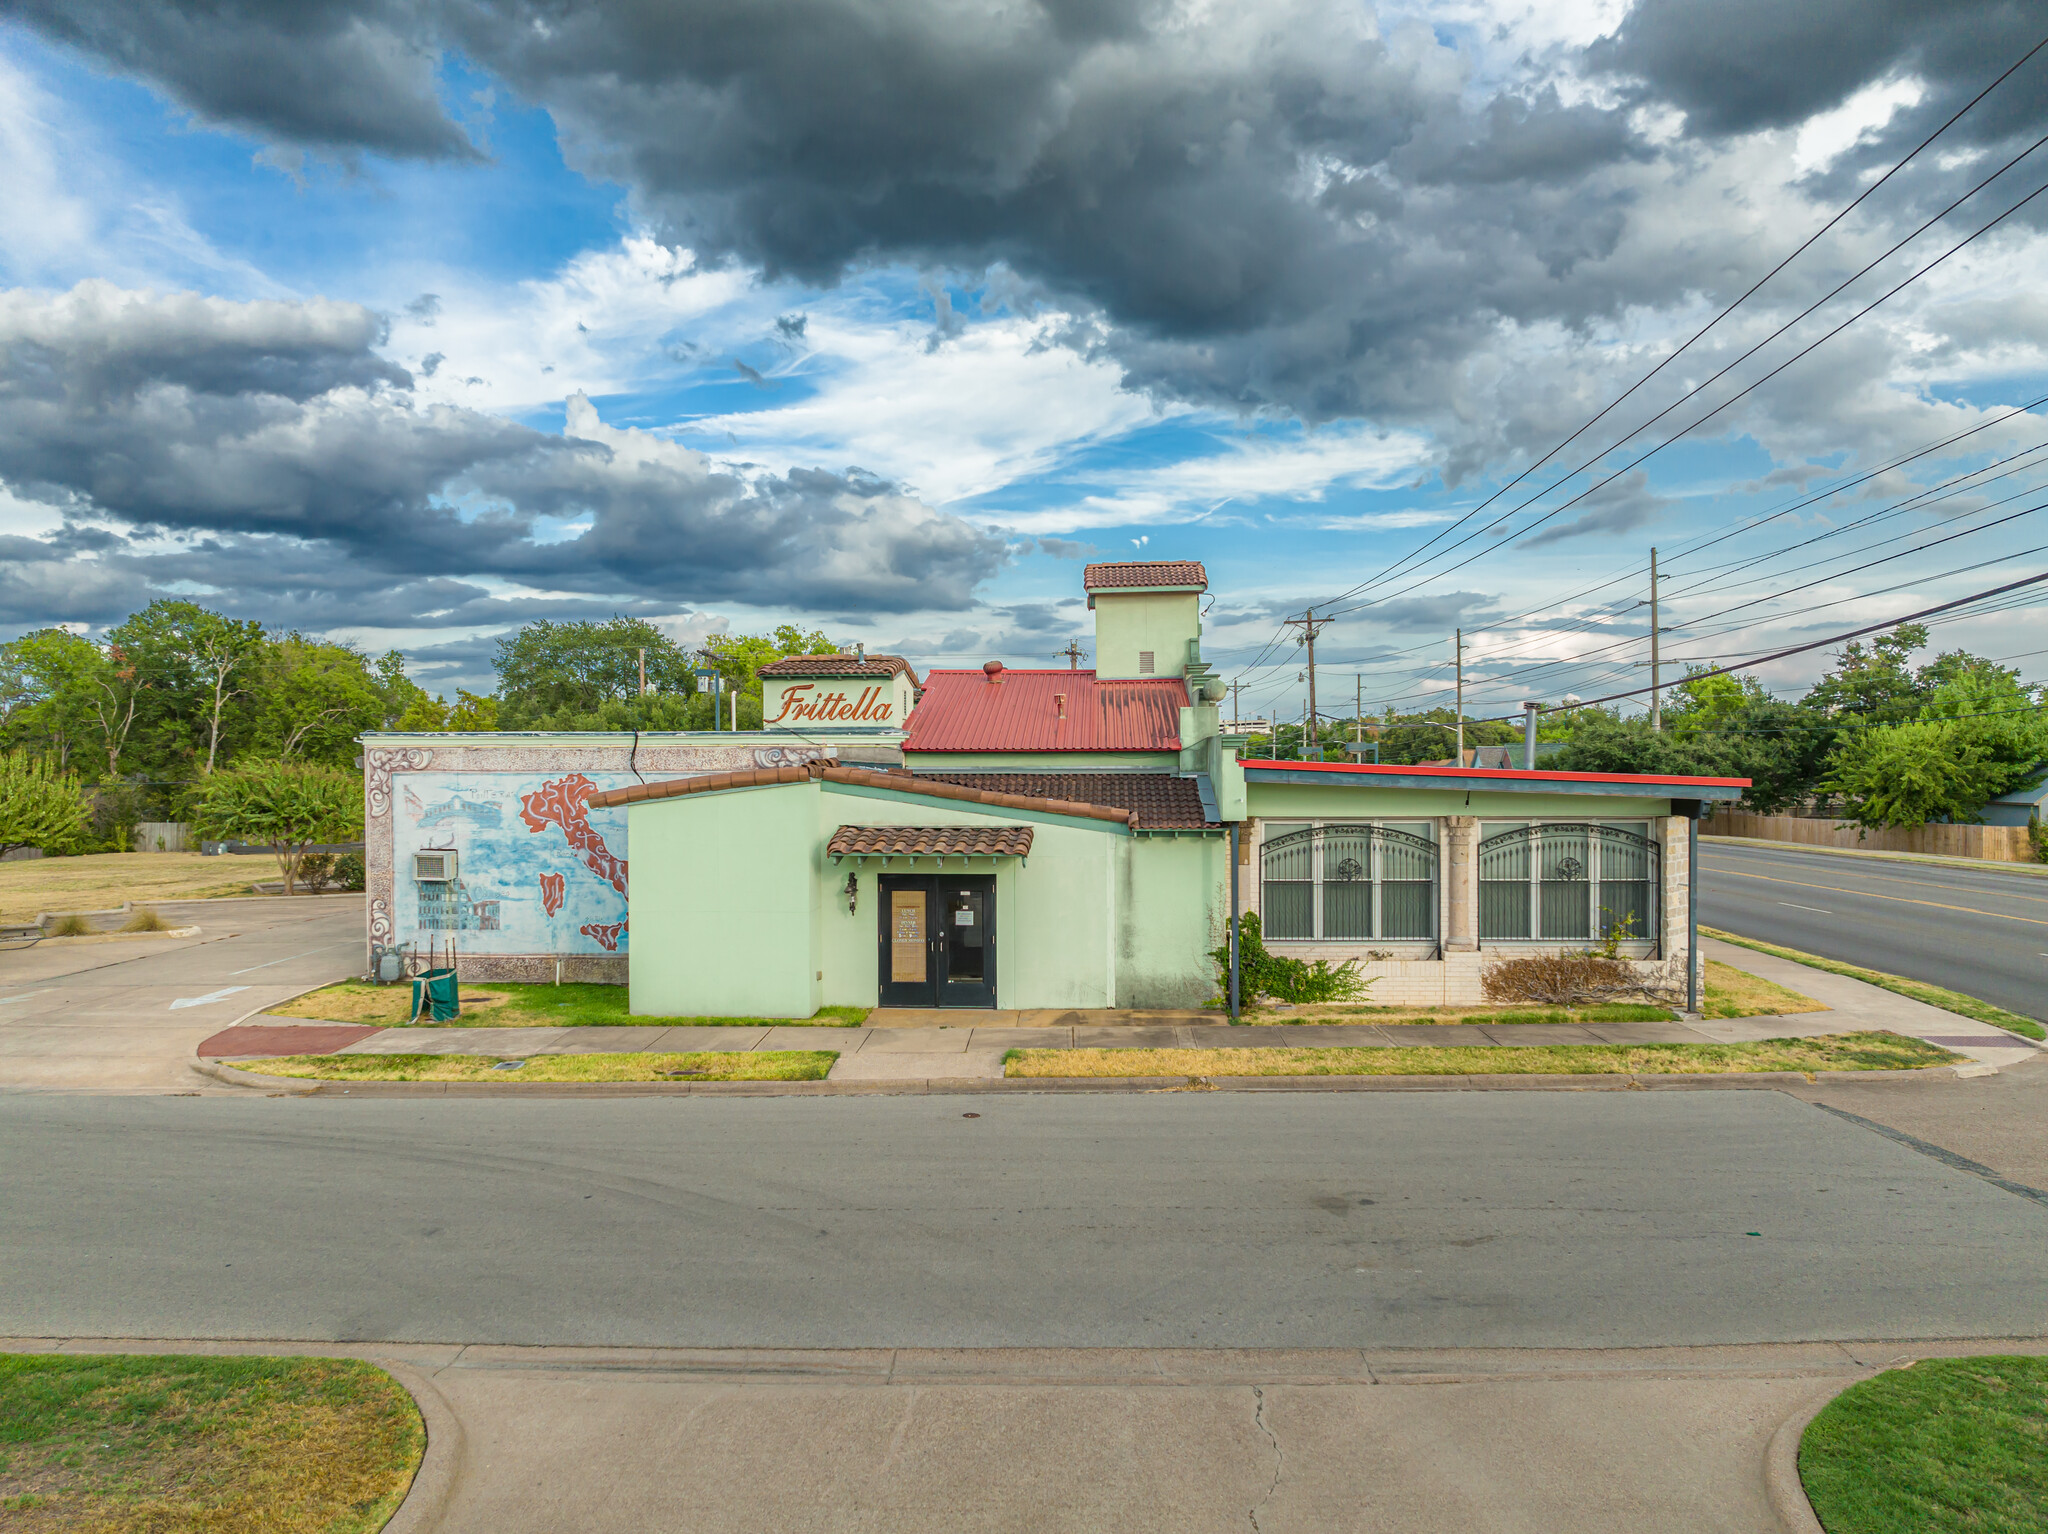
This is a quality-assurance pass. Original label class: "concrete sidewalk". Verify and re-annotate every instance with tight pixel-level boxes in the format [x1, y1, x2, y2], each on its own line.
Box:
[16, 1336, 2048, 1532]
[194, 933, 2043, 1086]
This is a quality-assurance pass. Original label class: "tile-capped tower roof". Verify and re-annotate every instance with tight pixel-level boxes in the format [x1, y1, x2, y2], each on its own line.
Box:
[1081, 561, 1208, 591]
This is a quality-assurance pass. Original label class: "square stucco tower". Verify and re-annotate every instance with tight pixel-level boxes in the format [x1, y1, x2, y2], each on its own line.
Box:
[1085, 561, 1206, 679]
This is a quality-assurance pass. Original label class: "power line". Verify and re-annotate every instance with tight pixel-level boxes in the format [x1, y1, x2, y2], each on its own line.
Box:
[1542, 569, 2048, 713]
[1307, 33, 2048, 616]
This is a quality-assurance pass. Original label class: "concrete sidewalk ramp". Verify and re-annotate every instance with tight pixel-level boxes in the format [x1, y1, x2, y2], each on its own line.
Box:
[828, 1049, 1009, 1082]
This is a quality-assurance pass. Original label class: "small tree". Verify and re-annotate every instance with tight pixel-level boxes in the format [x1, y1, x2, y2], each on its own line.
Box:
[191, 760, 363, 893]
[0, 751, 92, 858]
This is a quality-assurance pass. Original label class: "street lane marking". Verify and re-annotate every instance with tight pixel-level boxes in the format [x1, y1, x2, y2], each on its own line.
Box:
[1702, 849, 2048, 906]
[1778, 902, 1834, 914]
[0, 989, 53, 1005]
[228, 940, 359, 976]
[1714, 867, 2048, 926]
[169, 986, 249, 1010]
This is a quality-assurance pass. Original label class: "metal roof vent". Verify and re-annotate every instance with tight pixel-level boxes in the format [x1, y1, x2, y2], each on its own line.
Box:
[983, 660, 1005, 682]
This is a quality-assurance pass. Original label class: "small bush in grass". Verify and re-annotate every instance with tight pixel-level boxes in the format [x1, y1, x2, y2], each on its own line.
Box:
[1212, 911, 1371, 1004]
[47, 913, 93, 937]
[335, 851, 366, 892]
[121, 906, 169, 932]
[297, 852, 335, 889]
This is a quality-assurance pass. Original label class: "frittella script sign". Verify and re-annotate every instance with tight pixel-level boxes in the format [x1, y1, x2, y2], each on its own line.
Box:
[764, 683, 895, 726]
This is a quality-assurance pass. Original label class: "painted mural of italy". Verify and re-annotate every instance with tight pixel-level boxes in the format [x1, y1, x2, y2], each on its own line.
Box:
[581, 920, 628, 952]
[538, 872, 565, 917]
[519, 774, 629, 896]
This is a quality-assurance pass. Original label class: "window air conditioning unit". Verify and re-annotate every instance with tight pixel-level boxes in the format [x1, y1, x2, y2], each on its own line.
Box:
[413, 851, 458, 883]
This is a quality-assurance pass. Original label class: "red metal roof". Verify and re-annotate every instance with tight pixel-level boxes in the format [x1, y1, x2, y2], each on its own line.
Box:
[1082, 560, 1207, 591]
[902, 669, 1187, 753]
[1243, 760, 1750, 789]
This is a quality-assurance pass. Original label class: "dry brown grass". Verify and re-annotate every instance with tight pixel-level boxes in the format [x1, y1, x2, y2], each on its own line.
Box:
[267, 981, 867, 1029]
[240, 1049, 839, 1082]
[1699, 960, 1826, 1018]
[1004, 1032, 1955, 1078]
[0, 853, 265, 923]
[0, 1352, 421, 1533]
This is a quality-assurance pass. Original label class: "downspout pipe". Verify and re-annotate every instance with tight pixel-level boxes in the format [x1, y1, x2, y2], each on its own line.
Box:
[1522, 702, 1539, 771]
[1228, 822, 1242, 1021]
[1686, 804, 1701, 1014]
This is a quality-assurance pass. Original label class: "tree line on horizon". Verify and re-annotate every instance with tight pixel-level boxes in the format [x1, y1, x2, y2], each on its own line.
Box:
[1246, 624, 2048, 833]
[0, 606, 841, 857]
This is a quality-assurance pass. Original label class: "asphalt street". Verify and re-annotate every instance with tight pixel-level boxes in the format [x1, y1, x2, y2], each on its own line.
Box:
[0, 895, 363, 1091]
[3, 1090, 2043, 1350]
[1698, 839, 2048, 1022]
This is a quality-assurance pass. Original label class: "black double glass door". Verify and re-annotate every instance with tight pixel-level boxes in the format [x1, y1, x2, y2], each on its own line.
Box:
[878, 875, 997, 1008]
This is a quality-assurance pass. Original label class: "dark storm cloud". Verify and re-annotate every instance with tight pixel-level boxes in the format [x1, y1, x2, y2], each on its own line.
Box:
[1590, 0, 2046, 143]
[15, 0, 2048, 463]
[1523, 469, 1672, 547]
[0, 283, 1007, 631]
[10, 0, 477, 160]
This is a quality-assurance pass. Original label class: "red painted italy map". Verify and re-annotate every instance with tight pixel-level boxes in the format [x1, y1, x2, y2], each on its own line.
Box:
[520, 774, 630, 896]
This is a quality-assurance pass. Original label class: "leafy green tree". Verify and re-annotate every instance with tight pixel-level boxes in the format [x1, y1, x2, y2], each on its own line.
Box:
[395, 690, 502, 731]
[247, 637, 387, 766]
[373, 650, 433, 726]
[1546, 715, 1744, 779]
[190, 760, 364, 894]
[0, 750, 92, 858]
[1801, 623, 1930, 723]
[1825, 665, 2048, 828]
[701, 624, 838, 702]
[105, 600, 268, 776]
[495, 617, 698, 722]
[0, 628, 108, 775]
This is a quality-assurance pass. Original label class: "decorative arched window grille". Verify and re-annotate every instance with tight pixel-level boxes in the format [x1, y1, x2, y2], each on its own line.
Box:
[1259, 823, 1438, 941]
[1476, 822, 1658, 944]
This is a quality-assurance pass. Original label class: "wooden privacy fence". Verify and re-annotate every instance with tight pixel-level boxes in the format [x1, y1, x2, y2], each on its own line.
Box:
[133, 821, 194, 853]
[1705, 810, 2035, 863]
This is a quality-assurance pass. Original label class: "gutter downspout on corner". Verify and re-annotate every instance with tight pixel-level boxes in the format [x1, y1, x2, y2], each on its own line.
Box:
[1229, 822, 1241, 1022]
[1687, 808, 1700, 1014]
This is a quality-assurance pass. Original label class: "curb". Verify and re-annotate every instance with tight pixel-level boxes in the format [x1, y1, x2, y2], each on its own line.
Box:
[1764, 1382, 1842, 1534]
[377, 1359, 467, 1534]
[181, 1063, 1987, 1098]
[188, 977, 371, 1093]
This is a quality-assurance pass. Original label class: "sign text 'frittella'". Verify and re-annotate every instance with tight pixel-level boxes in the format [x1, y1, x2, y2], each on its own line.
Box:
[764, 683, 894, 725]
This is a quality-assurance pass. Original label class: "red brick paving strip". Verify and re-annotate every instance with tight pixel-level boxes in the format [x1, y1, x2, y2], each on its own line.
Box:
[198, 1023, 383, 1057]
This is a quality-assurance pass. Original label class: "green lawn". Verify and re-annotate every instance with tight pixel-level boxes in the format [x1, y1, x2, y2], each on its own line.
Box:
[1005, 1031, 1958, 1078]
[1801, 1355, 2048, 1532]
[1705, 927, 2047, 1040]
[242, 1049, 838, 1083]
[0, 1352, 422, 1532]
[266, 980, 867, 1028]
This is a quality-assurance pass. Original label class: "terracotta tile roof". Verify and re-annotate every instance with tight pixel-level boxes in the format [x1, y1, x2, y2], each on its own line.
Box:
[914, 772, 1213, 828]
[1082, 560, 1208, 591]
[902, 669, 1187, 752]
[827, 824, 1034, 858]
[756, 652, 919, 684]
[584, 759, 1137, 825]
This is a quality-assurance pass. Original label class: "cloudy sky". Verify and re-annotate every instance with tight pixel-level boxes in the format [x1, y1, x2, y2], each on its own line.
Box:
[2, 0, 2046, 720]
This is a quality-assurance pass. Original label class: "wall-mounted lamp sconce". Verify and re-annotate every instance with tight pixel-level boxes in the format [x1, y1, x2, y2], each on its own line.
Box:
[843, 871, 859, 914]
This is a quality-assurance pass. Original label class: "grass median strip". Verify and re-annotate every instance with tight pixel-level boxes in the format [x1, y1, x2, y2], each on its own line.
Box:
[1704, 926, 2047, 1041]
[1003, 1032, 1957, 1079]
[238, 1049, 838, 1082]
[266, 980, 867, 1029]
[0, 1352, 422, 1533]
[1799, 1354, 2048, 1533]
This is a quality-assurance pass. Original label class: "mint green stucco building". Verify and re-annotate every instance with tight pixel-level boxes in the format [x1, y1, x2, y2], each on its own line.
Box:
[362, 560, 1743, 1012]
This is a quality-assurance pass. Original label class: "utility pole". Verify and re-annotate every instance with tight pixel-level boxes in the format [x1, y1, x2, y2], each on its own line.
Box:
[1283, 608, 1333, 757]
[1230, 680, 1242, 731]
[637, 648, 646, 697]
[1649, 547, 1663, 732]
[1353, 675, 1362, 747]
[1454, 628, 1466, 765]
[1060, 640, 1086, 670]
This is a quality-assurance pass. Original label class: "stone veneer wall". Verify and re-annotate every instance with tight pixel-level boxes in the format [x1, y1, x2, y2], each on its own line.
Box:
[363, 739, 858, 984]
